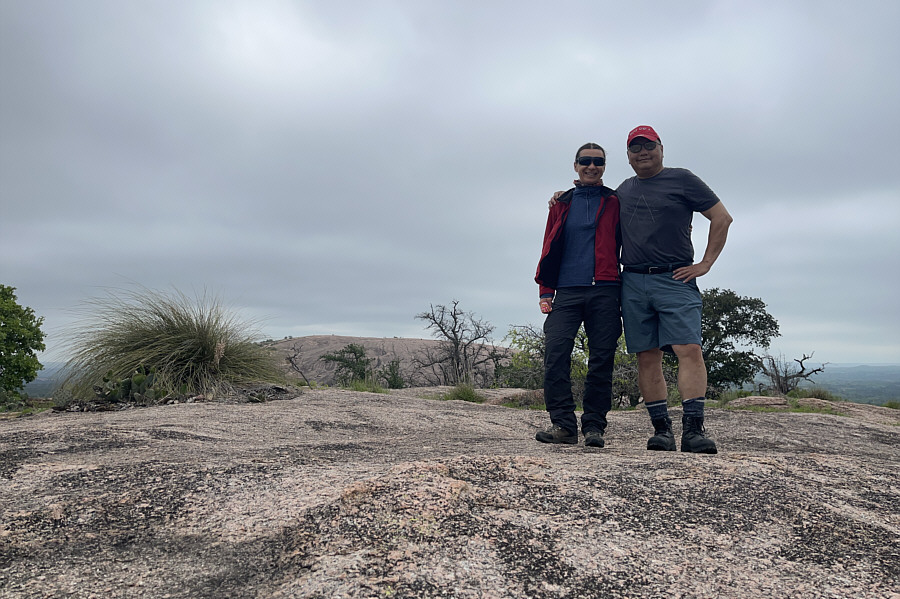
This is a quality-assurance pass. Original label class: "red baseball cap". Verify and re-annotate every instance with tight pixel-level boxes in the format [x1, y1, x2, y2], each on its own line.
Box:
[627, 125, 661, 145]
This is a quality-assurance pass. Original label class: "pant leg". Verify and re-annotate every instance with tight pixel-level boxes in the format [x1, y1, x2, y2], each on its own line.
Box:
[543, 289, 585, 433]
[580, 285, 622, 432]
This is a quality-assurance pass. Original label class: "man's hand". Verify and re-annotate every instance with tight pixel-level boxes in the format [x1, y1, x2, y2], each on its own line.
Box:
[548, 191, 564, 208]
[540, 298, 553, 314]
[672, 261, 711, 283]
[675, 202, 732, 283]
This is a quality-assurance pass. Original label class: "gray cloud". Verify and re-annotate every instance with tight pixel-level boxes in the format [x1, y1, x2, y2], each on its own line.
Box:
[2, 0, 899, 365]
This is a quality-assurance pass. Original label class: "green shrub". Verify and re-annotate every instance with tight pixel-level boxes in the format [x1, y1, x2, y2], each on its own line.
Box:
[883, 401, 900, 410]
[377, 359, 405, 389]
[59, 287, 280, 402]
[0, 388, 26, 412]
[347, 378, 387, 394]
[501, 389, 545, 410]
[715, 389, 754, 406]
[0, 390, 54, 416]
[321, 344, 372, 386]
[0, 285, 46, 395]
[787, 387, 842, 401]
[786, 396, 840, 415]
[442, 384, 486, 403]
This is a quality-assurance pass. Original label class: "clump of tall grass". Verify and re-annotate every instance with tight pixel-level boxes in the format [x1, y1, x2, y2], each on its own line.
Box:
[346, 378, 387, 394]
[501, 389, 545, 410]
[441, 384, 486, 403]
[59, 287, 280, 402]
[787, 387, 843, 401]
[716, 389, 756, 406]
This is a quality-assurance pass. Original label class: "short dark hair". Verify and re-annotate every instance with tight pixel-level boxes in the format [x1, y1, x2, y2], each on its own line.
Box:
[575, 142, 606, 161]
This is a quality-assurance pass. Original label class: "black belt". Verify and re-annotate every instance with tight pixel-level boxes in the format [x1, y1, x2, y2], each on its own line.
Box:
[623, 263, 691, 274]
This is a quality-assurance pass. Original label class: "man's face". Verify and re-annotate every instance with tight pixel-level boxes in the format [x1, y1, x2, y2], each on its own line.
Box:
[574, 149, 606, 185]
[627, 137, 664, 178]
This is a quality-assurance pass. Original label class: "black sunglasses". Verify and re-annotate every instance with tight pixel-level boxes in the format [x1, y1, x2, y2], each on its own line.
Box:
[576, 156, 606, 166]
[628, 141, 659, 153]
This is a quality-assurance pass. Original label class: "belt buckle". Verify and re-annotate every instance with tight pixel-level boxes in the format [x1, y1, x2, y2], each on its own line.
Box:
[647, 266, 665, 274]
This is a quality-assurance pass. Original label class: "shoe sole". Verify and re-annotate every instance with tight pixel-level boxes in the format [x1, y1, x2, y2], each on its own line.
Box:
[647, 436, 676, 451]
[647, 442, 676, 451]
[681, 445, 718, 454]
[584, 438, 605, 448]
[535, 435, 578, 445]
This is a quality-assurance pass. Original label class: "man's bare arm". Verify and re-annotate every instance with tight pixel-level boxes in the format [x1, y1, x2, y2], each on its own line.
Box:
[673, 201, 733, 283]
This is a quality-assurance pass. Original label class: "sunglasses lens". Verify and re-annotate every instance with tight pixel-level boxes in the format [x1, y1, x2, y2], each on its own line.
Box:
[578, 157, 605, 166]
[629, 142, 657, 153]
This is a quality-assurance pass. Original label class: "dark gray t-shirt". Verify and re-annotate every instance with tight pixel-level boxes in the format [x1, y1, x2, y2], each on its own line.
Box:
[616, 167, 720, 267]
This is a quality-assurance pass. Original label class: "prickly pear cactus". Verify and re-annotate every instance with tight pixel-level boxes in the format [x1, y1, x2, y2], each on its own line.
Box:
[94, 366, 163, 405]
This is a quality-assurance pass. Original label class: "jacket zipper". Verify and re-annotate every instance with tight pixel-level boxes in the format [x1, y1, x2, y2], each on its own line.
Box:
[592, 197, 606, 286]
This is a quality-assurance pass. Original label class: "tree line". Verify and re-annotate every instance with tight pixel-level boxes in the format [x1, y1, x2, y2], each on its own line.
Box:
[303, 288, 826, 401]
[1, 284, 826, 408]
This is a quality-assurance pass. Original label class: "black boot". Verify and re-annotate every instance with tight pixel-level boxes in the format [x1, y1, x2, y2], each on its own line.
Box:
[681, 415, 718, 454]
[583, 414, 608, 448]
[584, 429, 605, 448]
[647, 417, 676, 451]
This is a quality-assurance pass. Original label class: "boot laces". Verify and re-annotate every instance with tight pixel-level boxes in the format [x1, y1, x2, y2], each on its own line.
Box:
[685, 417, 707, 436]
[652, 419, 672, 436]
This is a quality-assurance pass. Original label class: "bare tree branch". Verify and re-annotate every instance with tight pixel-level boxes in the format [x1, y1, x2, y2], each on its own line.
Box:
[285, 343, 312, 387]
[760, 352, 828, 395]
[414, 300, 496, 386]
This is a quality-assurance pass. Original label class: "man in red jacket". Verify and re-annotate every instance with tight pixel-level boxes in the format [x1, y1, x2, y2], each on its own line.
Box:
[533, 143, 622, 448]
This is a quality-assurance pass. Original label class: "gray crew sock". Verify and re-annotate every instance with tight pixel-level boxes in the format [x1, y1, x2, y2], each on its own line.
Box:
[646, 399, 669, 421]
[682, 397, 706, 418]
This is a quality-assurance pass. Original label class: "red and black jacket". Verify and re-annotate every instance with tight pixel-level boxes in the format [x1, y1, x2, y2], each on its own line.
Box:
[534, 186, 621, 297]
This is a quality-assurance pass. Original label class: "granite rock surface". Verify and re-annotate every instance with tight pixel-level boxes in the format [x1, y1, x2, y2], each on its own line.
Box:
[1, 390, 898, 598]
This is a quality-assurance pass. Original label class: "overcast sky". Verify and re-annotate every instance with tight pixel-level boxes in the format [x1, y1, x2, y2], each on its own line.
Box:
[2, 0, 899, 366]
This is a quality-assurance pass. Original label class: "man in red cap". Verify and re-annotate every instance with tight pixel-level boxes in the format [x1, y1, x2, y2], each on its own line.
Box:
[616, 125, 733, 453]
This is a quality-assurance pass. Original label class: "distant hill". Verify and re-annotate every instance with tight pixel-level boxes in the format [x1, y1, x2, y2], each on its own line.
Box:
[21, 361, 66, 398]
[266, 335, 507, 387]
[792, 363, 900, 405]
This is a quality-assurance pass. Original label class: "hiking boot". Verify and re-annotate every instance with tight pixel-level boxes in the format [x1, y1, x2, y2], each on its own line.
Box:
[584, 429, 605, 448]
[535, 424, 578, 445]
[681, 415, 718, 454]
[647, 417, 676, 451]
